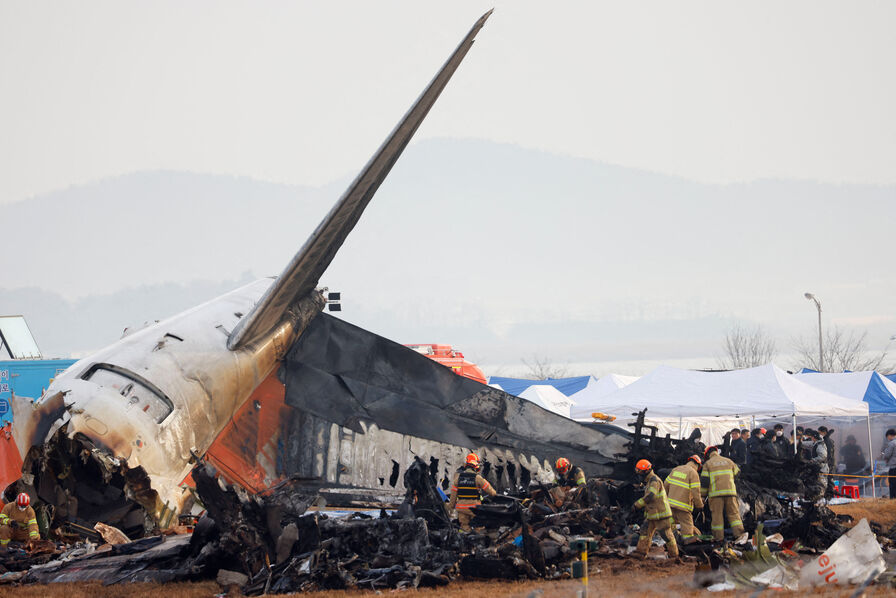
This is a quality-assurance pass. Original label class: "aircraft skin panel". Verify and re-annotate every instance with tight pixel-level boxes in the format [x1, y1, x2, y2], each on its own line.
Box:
[227, 10, 494, 351]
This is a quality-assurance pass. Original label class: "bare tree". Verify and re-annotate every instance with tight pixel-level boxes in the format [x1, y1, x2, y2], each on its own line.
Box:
[521, 355, 568, 380]
[792, 326, 891, 372]
[717, 324, 777, 370]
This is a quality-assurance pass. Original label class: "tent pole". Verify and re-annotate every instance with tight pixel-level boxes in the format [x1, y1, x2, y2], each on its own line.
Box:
[792, 413, 798, 455]
[868, 414, 876, 498]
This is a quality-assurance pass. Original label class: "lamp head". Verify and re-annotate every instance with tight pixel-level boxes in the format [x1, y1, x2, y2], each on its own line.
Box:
[804, 292, 814, 300]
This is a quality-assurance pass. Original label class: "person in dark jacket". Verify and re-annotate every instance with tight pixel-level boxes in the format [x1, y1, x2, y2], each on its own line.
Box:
[746, 428, 765, 463]
[818, 426, 836, 493]
[839, 435, 866, 474]
[758, 430, 779, 459]
[771, 423, 790, 456]
[818, 426, 836, 470]
[729, 429, 747, 465]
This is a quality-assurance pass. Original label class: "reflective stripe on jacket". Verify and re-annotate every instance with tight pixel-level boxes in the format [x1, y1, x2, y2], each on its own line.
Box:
[664, 462, 703, 512]
[701, 453, 739, 498]
[0, 503, 39, 539]
[556, 465, 586, 487]
[634, 471, 672, 520]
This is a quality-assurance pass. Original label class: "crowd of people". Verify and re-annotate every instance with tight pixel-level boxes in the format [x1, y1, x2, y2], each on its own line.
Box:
[723, 424, 896, 498]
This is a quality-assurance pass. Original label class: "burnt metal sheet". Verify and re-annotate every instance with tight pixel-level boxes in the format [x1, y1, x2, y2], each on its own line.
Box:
[280, 313, 632, 479]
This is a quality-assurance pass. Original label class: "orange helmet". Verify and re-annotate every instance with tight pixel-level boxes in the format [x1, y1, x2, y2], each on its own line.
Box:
[704, 445, 719, 457]
[16, 493, 30, 509]
[555, 457, 571, 474]
[465, 453, 481, 470]
[635, 459, 652, 473]
[688, 454, 702, 467]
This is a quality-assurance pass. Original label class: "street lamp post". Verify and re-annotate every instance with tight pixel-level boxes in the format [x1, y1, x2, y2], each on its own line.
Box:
[804, 293, 823, 372]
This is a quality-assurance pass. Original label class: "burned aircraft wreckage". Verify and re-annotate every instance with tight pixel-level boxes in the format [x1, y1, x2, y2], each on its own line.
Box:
[4, 10, 633, 541]
[3, 10, 892, 594]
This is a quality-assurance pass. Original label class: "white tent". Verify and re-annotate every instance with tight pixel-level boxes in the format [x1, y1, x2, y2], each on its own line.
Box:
[570, 374, 639, 420]
[599, 364, 868, 420]
[598, 364, 871, 459]
[518, 385, 575, 419]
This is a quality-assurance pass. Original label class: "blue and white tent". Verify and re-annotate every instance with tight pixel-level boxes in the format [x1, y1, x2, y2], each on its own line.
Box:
[795, 371, 896, 414]
[487, 375, 592, 397]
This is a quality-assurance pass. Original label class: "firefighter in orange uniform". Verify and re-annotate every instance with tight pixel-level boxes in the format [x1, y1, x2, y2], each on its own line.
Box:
[632, 459, 679, 559]
[0, 493, 40, 552]
[664, 455, 704, 544]
[448, 453, 496, 531]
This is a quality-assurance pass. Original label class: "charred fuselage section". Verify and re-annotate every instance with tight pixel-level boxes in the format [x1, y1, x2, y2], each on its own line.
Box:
[9, 428, 158, 540]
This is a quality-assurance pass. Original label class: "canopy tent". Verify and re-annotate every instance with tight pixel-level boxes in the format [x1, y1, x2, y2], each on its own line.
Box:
[597, 364, 869, 420]
[795, 371, 896, 414]
[886, 374, 896, 384]
[517, 385, 576, 419]
[570, 374, 639, 420]
[596, 363, 877, 494]
[486, 375, 592, 397]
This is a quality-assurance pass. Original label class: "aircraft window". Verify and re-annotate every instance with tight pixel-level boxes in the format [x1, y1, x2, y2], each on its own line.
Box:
[81, 364, 173, 424]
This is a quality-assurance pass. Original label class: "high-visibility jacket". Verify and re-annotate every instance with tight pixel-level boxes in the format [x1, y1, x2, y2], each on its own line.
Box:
[701, 453, 739, 498]
[448, 466, 496, 510]
[555, 465, 586, 487]
[0, 503, 39, 540]
[634, 471, 672, 520]
[664, 462, 704, 512]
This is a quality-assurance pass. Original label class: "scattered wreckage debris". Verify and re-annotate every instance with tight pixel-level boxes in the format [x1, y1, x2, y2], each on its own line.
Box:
[4, 410, 896, 594]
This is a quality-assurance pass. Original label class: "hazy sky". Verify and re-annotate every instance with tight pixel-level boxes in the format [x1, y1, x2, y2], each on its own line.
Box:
[1, 1, 894, 373]
[2, 1, 895, 205]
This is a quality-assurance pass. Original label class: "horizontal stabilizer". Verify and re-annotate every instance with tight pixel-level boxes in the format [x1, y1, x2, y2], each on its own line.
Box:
[228, 10, 493, 350]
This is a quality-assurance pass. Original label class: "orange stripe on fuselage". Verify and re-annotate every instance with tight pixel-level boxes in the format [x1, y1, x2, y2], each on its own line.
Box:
[194, 367, 292, 494]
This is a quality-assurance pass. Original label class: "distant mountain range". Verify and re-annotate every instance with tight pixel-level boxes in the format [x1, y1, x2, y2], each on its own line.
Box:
[2, 138, 894, 370]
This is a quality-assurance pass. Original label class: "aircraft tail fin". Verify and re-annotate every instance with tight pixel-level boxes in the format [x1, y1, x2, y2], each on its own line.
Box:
[228, 10, 492, 350]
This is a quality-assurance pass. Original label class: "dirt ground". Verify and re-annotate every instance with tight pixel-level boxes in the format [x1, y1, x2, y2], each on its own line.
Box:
[830, 498, 896, 529]
[1, 558, 893, 598]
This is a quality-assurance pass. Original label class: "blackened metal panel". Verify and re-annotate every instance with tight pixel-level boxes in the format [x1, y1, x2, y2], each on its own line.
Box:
[281, 313, 632, 477]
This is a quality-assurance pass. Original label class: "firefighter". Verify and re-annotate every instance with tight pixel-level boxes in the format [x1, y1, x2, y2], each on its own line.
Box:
[701, 446, 744, 542]
[447, 453, 496, 531]
[0, 493, 40, 552]
[664, 455, 704, 544]
[553, 457, 586, 488]
[632, 459, 679, 559]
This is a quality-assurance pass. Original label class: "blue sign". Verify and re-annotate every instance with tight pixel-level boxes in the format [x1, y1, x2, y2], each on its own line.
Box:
[0, 360, 77, 426]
